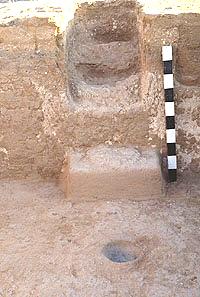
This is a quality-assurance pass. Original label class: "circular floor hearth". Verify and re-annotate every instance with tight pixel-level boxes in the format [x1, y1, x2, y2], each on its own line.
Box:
[102, 241, 137, 263]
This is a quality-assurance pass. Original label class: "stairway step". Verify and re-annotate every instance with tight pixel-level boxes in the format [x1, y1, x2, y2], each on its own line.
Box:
[59, 146, 165, 201]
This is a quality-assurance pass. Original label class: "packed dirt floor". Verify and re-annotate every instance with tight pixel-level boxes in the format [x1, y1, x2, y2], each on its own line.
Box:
[0, 179, 199, 297]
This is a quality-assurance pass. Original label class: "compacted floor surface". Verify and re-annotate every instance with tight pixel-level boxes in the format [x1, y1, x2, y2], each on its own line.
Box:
[0, 179, 199, 297]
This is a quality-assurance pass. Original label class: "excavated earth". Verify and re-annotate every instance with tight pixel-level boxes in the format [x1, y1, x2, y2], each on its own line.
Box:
[0, 179, 199, 297]
[0, 0, 200, 179]
[0, 1, 200, 296]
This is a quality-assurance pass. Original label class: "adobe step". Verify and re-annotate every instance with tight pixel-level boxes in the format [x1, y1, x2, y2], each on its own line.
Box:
[59, 146, 165, 201]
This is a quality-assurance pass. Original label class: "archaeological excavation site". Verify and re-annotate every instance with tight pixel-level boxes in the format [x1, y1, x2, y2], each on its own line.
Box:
[0, 0, 200, 296]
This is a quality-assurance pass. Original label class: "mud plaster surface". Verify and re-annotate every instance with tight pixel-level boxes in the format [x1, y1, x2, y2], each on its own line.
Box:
[0, 180, 199, 297]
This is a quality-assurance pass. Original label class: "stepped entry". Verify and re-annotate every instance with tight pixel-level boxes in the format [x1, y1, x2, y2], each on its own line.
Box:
[60, 1, 165, 200]
[0, 0, 199, 198]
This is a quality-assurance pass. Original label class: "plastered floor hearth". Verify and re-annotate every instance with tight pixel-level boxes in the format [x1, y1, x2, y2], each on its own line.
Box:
[0, 180, 199, 297]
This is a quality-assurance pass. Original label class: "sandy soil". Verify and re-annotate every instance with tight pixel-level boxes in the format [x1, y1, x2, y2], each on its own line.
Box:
[0, 180, 199, 297]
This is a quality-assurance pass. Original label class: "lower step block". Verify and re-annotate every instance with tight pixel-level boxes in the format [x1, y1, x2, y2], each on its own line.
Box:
[59, 146, 165, 201]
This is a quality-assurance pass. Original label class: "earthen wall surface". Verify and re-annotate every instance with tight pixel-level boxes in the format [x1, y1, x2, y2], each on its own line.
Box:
[0, 0, 199, 179]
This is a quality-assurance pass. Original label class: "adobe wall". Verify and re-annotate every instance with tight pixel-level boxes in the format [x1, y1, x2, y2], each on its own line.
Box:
[0, 0, 199, 179]
[142, 13, 200, 174]
[0, 17, 66, 178]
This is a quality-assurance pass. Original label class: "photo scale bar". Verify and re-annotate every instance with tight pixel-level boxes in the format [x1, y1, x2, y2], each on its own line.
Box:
[162, 45, 177, 182]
